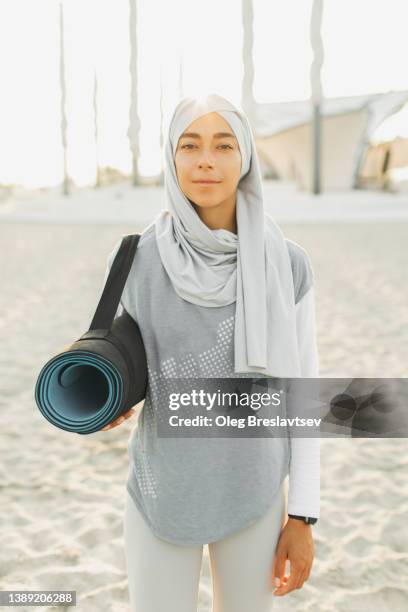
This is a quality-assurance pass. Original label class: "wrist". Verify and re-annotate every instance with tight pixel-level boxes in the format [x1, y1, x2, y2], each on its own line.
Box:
[287, 516, 310, 526]
[287, 513, 318, 525]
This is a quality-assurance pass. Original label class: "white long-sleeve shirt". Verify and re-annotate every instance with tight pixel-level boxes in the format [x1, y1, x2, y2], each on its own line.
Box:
[287, 286, 320, 517]
[104, 225, 320, 545]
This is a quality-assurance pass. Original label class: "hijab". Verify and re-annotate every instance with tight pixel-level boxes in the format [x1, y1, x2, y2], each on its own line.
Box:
[150, 93, 301, 378]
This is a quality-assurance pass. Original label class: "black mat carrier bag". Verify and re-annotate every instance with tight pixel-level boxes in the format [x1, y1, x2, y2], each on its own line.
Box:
[34, 234, 148, 434]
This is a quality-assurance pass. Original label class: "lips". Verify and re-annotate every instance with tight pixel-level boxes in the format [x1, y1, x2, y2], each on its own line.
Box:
[193, 180, 221, 184]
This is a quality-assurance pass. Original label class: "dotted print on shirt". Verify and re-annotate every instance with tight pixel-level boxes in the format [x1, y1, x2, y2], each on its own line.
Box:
[198, 315, 234, 377]
[153, 314, 236, 381]
[132, 313, 260, 500]
[141, 314, 257, 432]
[133, 440, 158, 499]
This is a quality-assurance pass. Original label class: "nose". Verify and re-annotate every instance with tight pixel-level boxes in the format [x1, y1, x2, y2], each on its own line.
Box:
[198, 155, 215, 168]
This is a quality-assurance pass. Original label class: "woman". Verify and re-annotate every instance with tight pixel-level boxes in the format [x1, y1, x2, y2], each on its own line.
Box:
[102, 94, 320, 611]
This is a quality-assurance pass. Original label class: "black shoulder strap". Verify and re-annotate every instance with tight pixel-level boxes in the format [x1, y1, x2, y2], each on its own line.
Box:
[89, 233, 141, 331]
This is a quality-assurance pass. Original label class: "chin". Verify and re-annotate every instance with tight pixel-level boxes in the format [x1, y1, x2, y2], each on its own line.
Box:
[189, 195, 222, 209]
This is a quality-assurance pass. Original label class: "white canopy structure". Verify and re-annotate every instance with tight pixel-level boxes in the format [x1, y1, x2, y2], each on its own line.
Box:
[252, 90, 408, 190]
[360, 136, 408, 191]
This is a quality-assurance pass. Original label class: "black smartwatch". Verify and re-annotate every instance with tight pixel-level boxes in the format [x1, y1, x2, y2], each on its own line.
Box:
[288, 514, 318, 525]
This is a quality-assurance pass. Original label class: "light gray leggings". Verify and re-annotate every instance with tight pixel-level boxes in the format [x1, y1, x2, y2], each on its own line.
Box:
[123, 482, 287, 612]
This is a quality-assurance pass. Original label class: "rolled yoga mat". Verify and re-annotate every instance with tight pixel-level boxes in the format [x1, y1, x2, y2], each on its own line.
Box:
[34, 235, 148, 435]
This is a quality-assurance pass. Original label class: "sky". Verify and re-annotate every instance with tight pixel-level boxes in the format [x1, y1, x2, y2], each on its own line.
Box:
[0, 0, 407, 188]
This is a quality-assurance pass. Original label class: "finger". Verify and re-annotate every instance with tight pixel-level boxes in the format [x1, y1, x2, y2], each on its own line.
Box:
[274, 580, 297, 595]
[302, 563, 313, 584]
[272, 561, 286, 586]
[275, 575, 289, 589]
[272, 554, 286, 588]
[110, 418, 124, 429]
[291, 564, 306, 590]
[101, 409, 133, 431]
[273, 565, 301, 596]
[102, 416, 124, 430]
[296, 568, 307, 590]
[290, 566, 306, 591]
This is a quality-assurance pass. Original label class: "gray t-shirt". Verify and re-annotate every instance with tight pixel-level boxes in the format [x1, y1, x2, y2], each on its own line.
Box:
[104, 223, 318, 545]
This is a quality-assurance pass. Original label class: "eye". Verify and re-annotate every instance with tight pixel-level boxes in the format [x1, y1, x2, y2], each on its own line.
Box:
[180, 144, 233, 150]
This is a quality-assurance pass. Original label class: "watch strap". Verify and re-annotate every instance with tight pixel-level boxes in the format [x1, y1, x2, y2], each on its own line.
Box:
[288, 514, 318, 525]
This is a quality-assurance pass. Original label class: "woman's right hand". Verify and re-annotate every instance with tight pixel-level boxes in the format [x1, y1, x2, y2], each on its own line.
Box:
[101, 408, 136, 431]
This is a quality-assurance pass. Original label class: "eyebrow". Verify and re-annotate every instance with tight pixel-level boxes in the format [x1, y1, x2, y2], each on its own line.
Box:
[179, 131, 237, 140]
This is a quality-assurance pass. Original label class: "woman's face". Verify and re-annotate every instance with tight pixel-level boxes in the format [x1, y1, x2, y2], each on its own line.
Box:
[174, 112, 242, 210]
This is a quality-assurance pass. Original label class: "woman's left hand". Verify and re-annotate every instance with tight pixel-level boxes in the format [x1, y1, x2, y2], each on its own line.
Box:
[271, 518, 315, 596]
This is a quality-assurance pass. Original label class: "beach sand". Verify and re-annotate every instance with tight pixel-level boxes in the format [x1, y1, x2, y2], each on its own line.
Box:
[1, 219, 407, 611]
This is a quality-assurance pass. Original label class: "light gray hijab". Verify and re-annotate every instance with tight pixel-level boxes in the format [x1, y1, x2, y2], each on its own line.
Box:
[151, 93, 301, 377]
